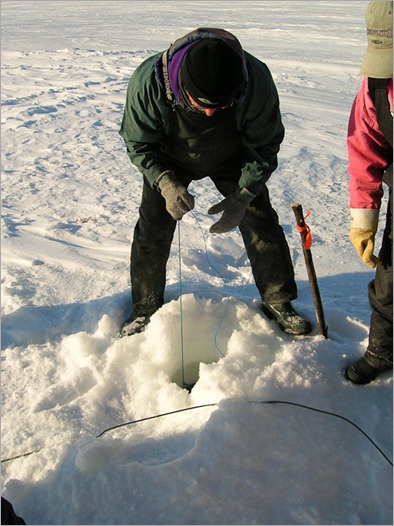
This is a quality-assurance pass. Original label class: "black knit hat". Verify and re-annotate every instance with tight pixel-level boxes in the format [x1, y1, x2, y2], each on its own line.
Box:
[180, 39, 244, 108]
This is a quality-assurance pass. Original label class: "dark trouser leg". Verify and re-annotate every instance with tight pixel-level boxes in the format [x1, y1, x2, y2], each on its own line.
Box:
[365, 195, 393, 369]
[130, 177, 176, 316]
[211, 178, 297, 303]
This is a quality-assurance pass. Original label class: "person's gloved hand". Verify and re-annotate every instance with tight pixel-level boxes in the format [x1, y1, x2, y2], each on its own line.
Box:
[157, 171, 195, 220]
[349, 208, 380, 268]
[208, 188, 255, 234]
[349, 228, 380, 268]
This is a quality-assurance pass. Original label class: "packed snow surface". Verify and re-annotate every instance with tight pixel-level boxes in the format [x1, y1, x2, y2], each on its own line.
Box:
[1, 1, 392, 525]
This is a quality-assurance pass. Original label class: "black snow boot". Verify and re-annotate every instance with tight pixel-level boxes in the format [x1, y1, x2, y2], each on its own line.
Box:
[261, 302, 312, 335]
[345, 357, 388, 384]
[120, 313, 152, 338]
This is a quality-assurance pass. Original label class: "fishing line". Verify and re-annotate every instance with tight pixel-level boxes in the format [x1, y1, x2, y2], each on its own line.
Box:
[2, 400, 391, 467]
[190, 209, 230, 358]
[175, 208, 230, 388]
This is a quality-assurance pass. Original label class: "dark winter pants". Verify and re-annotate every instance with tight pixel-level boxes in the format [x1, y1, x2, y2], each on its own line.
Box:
[365, 189, 393, 369]
[129, 171, 297, 317]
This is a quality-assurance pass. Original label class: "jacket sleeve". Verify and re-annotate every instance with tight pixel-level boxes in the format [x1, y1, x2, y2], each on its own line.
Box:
[119, 54, 171, 187]
[237, 53, 285, 191]
[347, 77, 391, 210]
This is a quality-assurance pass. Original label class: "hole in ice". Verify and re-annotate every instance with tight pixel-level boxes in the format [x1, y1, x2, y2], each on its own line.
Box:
[150, 294, 232, 390]
[171, 357, 219, 390]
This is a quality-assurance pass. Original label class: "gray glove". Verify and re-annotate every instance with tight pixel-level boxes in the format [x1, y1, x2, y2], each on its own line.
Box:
[208, 188, 255, 234]
[157, 171, 195, 220]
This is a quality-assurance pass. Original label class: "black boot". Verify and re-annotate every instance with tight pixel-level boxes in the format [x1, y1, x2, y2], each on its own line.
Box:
[120, 313, 152, 338]
[345, 357, 384, 384]
[261, 302, 312, 335]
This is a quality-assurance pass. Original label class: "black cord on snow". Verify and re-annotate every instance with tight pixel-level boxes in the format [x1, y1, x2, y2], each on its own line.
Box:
[96, 403, 217, 438]
[249, 400, 393, 467]
[1, 400, 392, 467]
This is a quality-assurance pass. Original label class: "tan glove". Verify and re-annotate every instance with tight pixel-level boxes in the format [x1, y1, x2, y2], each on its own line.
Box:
[349, 228, 379, 268]
[156, 171, 195, 220]
[349, 208, 380, 268]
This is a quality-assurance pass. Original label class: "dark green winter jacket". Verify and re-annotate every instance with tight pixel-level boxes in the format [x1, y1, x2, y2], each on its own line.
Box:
[119, 48, 284, 190]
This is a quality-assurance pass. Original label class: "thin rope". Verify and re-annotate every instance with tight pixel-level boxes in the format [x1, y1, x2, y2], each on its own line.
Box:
[190, 210, 227, 357]
[249, 400, 393, 467]
[3, 400, 391, 467]
[96, 403, 217, 438]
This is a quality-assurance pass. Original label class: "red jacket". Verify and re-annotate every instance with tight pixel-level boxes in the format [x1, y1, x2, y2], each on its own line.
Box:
[347, 77, 393, 210]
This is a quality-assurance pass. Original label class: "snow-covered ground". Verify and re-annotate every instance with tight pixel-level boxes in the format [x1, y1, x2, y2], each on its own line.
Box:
[1, 1, 392, 524]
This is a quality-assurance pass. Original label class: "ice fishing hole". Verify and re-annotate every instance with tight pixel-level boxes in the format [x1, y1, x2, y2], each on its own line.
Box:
[171, 357, 220, 389]
[157, 295, 234, 389]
